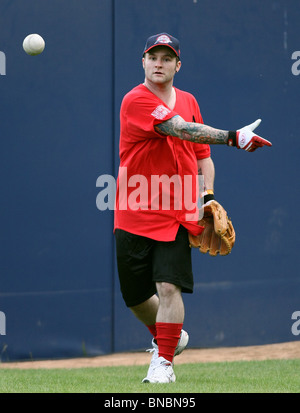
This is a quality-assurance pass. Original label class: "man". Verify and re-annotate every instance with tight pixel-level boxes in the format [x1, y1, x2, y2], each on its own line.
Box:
[114, 33, 271, 383]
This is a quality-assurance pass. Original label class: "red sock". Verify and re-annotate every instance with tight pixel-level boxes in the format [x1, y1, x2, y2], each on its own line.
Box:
[146, 324, 157, 339]
[155, 322, 183, 362]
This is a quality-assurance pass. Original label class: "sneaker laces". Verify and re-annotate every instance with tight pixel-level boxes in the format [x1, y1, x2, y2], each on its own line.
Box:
[151, 357, 173, 373]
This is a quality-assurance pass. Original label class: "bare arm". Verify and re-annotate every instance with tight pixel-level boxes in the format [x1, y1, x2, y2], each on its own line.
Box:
[197, 157, 215, 192]
[155, 115, 230, 145]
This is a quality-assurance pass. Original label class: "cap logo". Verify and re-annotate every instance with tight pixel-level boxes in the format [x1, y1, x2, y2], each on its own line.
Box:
[155, 35, 172, 44]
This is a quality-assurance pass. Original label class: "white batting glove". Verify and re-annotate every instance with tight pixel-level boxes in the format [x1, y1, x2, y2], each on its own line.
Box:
[227, 119, 272, 152]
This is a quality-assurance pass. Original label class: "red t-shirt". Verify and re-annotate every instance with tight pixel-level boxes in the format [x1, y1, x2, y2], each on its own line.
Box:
[114, 84, 211, 241]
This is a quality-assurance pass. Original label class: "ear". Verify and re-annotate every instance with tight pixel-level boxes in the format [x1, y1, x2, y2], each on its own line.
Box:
[175, 60, 181, 73]
[142, 57, 145, 69]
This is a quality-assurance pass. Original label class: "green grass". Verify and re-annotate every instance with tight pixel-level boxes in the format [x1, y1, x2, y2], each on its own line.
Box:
[0, 359, 299, 393]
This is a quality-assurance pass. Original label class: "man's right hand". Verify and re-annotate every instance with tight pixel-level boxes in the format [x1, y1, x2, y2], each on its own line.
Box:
[228, 119, 272, 152]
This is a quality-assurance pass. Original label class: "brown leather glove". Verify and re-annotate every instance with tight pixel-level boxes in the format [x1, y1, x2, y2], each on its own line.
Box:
[188, 200, 236, 256]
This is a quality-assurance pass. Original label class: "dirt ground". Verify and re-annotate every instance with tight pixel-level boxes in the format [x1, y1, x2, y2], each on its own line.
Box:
[0, 341, 299, 369]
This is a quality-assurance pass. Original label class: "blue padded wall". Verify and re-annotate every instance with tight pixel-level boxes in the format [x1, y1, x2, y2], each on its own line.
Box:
[1, 0, 299, 361]
[0, 0, 115, 360]
[113, 0, 300, 352]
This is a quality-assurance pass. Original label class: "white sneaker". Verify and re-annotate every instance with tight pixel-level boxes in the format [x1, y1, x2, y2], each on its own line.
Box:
[174, 329, 189, 356]
[142, 329, 189, 383]
[142, 356, 176, 383]
[148, 329, 189, 359]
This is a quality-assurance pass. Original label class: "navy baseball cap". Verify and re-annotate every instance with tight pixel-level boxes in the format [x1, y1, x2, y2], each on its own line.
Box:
[143, 33, 181, 59]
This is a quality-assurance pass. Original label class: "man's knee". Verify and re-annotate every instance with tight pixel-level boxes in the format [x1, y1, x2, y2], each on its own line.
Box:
[156, 282, 181, 298]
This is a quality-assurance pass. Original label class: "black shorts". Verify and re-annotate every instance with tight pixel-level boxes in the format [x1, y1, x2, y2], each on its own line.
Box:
[114, 225, 194, 307]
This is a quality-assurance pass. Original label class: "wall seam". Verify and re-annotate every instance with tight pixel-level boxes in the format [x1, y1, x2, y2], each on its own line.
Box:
[110, 0, 116, 354]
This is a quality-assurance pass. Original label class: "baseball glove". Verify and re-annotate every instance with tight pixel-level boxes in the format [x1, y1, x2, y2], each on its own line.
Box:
[188, 200, 235, 256]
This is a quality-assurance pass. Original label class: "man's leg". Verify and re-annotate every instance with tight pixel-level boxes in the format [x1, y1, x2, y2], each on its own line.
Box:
[129, 282, 188, 383]
[129, 285, 184, 348]
[140, 282, 186, 383]
[129, 294, 159, 337]
[155, 282, 184, 362]
[156, 282, 184, 323]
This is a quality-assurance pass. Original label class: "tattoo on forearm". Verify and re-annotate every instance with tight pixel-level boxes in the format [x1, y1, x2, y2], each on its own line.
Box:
[180, 125, 229, 144]
[155, 116, 229, 145]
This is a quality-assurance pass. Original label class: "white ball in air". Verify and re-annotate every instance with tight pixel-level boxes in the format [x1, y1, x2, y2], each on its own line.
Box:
[23, 34, 45, 56]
